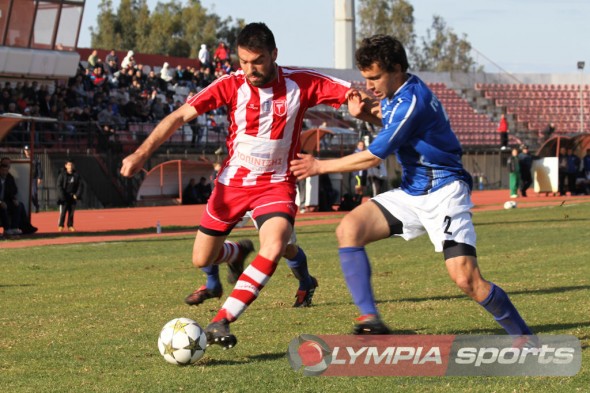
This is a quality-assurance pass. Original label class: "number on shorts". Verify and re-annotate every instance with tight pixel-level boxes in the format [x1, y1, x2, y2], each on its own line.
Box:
[443, 216, 452, 235]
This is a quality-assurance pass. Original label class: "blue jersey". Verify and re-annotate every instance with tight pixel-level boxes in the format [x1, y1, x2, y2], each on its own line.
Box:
[367, 74, 472, 195]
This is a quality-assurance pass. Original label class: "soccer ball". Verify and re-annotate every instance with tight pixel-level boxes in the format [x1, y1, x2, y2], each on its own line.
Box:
[158, 318, 207, 365]
[503, 200, 517, 209]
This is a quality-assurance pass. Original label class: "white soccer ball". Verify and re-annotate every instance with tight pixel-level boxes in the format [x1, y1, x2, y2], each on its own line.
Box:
[158, 318, 207, 365]
[503, 201, 517, 209]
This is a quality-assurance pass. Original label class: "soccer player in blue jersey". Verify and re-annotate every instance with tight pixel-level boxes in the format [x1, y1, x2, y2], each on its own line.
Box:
[291, 35, 534, 337]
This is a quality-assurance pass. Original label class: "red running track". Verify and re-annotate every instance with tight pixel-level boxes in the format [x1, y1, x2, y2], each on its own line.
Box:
[2, 189, 588, 249]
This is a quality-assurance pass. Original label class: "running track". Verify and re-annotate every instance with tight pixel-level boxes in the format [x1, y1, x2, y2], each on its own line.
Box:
[2, 190, 588, 249]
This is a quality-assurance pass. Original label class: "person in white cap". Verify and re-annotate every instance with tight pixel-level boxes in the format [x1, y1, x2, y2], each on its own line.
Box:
[198, 44, 210, 68]
[121, 50, 135, 69]
[160, 62, 173, 82]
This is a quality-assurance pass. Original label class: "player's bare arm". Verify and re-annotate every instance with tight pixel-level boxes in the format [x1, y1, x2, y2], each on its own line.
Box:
[120, 103, 199, 177]
[290, 149, 382, 181]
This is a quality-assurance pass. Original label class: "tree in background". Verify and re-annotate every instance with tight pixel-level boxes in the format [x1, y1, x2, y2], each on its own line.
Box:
[358, 0, 418, 67]
[90, 0, 122, 51]
[90, 0, 242, 60]
[415, 15, 475, 72]
[357, 0, 475, 72]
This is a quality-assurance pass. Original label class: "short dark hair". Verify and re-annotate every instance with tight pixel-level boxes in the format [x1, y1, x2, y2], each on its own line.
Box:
[355, 35, 409, 72]
[237, 22, 276, 53]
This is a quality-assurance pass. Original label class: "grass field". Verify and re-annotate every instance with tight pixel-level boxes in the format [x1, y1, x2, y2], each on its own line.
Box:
[1, 202, 589, 392]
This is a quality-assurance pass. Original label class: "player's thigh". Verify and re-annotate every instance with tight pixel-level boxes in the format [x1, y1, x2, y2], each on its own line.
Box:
[336, 200, 391, 246]
[258, 215, 293, 262]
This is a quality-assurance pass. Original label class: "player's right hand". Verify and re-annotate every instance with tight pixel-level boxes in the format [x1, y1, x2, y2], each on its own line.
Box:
[290, 153, 320, 181]
[120, 152, 147, 177]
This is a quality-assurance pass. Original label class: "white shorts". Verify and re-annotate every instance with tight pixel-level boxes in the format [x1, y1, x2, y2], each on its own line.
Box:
[372, 181, 476, 253]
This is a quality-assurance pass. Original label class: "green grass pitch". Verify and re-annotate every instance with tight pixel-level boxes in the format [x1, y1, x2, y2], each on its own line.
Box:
[1, 202, 588, 392]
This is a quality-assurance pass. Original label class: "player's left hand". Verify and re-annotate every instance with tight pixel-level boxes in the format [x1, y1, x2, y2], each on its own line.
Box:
[290, 153, 320, 180]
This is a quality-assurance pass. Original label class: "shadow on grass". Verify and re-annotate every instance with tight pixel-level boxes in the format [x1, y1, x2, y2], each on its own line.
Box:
[475, 217, 590, 226]
[448, 321, 590, 336]
[199, 351, 286, 366]
[375, 284, 590, 304]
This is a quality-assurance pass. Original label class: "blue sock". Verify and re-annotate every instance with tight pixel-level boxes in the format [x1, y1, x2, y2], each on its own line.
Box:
[339, 247, 377, 316]
[479, 283, 533, 335]
[286, 247, 313, 290]
[201, 265, 221, 290]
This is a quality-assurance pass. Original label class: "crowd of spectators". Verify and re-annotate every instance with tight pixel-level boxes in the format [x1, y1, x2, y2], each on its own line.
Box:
[0, 42, 235, 148]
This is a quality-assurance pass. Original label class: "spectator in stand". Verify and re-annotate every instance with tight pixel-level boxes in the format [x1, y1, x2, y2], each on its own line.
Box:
[128, 78, 144, 97]
[199, 67, 214, 88]
[104, 59, 120, 85]
[541, 122, 555, 142]
[160, 62, 173, 83]
[497, 113, 509, 150]
[87, 50, 99, 69]
[507, 147, 520, 198]
[145, 70, 163, 92]
[198, 44, 211, 69]
[163, 95, 175, 116]
[133, 68, 146, 85]
[148, 91, 165, 121]
[39, 93, 53, 117]
[15, 92, 29, 113]
[121, 50, 136, 70]
[221, 59, 233, 74]
[213, 42, 229, 63]
[90, 66, 107, 87]
[105, 49, 118, 68]
[173, 65, 185, 86]
[566, 148, 581, 195]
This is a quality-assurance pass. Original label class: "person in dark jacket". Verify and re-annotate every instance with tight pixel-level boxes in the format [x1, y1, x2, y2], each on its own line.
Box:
[57, 160, 84, 232]
[0, 163, 21, 235]
[517, 145, 538, 197]
[565, 148, 581, 195]
[0, 158, 37, 235]
[23, 145, 43, 212]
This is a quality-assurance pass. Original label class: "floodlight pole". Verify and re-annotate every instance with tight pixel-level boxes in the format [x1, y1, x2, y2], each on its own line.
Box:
[578, 61, 585, 133]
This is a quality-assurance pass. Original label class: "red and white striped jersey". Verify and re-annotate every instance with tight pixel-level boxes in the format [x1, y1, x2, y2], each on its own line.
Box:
[186, 66, 350, 187]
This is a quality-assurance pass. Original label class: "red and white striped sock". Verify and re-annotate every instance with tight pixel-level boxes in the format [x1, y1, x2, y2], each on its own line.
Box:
[212, 255, 277, 322]
[212, 241, 240, 265]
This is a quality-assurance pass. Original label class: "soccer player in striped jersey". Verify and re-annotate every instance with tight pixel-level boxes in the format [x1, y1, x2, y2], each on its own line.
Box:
[291, 35, 535, 338]
[120, 22, 351, 349]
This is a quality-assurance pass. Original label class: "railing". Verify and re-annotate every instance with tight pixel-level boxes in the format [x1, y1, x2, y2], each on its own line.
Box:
[0, 120, 230, 154]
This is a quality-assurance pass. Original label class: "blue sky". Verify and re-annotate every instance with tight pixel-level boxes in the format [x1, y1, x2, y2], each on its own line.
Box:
[79, 0, 590, 74]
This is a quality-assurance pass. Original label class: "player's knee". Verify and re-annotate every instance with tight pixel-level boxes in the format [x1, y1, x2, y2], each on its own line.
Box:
[191, 256, 208, 268]
[335, 216, 362, 245]
[452, 274, 476, 296]
[259, 242, 286, 263]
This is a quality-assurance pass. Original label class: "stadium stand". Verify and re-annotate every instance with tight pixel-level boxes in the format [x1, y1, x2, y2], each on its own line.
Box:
[475, 83, 590, 142]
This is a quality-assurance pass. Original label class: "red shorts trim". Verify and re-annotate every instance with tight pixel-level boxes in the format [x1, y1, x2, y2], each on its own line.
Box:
[199, 182, 298, 233]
